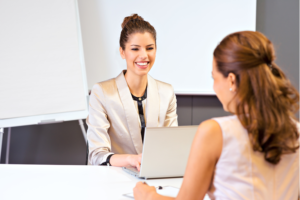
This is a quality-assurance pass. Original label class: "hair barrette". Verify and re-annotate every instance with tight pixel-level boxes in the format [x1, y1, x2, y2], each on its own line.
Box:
[268, 63, 273, 71]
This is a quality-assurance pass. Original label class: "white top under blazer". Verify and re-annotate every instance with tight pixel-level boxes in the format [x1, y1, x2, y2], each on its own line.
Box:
[86, 71, 178, 165]
[208, 115, 299, 200]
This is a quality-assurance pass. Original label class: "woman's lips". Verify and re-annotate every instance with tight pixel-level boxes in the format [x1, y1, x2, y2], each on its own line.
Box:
[135, 62, 149, 69]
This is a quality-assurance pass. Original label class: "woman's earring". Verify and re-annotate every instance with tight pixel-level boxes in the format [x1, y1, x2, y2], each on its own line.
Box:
[229, 88, 232, 91]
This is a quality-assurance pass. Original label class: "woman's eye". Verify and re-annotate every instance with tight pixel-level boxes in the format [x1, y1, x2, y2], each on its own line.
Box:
[147, 47, 153, 50]
[131, 48, 138, 51]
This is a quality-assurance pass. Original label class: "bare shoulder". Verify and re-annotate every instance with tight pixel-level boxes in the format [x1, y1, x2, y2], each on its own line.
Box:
[197, 119, 222, 136]
[194, 119, 223, 160]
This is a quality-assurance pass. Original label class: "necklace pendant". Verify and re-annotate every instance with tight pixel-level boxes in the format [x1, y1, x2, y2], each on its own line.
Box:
[139, 98, 141, 101]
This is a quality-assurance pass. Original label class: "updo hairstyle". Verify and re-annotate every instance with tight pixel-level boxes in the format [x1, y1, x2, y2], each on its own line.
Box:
[213, 31, 299, 165]
[119, 14, 156, 50]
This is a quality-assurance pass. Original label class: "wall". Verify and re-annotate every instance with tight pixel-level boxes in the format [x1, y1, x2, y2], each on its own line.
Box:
[1, 0, 299, 164]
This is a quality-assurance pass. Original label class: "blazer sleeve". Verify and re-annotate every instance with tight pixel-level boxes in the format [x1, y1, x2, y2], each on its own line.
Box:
[164, 87, 178, 127]
[86, 84, 113, 165]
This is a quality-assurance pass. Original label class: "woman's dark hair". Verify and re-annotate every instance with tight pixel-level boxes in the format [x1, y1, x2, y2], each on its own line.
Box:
[213, 31, 299, 165]
[120, 14, 156, 50]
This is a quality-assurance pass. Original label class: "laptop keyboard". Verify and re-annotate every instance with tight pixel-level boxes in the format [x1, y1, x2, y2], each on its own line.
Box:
[127, 167, 139, 173]
[122, 167, 140, 177]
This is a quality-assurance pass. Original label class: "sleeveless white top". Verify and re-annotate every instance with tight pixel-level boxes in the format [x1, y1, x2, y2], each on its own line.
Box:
[207, 115, 299, 200]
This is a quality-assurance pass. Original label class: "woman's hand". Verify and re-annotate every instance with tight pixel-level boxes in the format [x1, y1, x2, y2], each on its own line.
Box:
[126, 153, 142, 171]
[109, 153, 142, 169]
[133, 182, 157, 200]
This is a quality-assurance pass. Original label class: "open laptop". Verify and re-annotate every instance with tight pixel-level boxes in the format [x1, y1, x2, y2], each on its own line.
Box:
[122, 126, 198, 179]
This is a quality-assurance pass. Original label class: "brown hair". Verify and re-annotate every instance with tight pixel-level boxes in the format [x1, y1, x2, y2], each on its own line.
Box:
[213, 31, 299, 164]
[120, 14, 156, 50]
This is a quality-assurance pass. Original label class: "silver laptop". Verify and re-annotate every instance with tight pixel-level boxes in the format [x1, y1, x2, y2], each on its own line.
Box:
[122, 126, 198, 179]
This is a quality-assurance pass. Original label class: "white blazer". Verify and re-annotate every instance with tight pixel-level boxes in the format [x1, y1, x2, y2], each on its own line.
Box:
[86, 71, 178, 165]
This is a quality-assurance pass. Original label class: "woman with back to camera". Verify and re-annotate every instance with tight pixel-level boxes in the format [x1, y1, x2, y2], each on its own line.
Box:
[134, 31, 299, 199]
[86, 14, 178, 168]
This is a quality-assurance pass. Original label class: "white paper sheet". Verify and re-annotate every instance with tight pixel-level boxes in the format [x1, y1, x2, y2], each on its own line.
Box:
[123, 186, 180, 198]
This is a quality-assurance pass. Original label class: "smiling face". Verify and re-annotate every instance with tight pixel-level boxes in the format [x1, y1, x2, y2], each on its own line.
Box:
[212, 58, 237, 112]
[119, 32, 156, 76]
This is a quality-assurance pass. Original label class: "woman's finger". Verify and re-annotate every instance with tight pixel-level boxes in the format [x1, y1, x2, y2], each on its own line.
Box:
[136, 161, 140, 171]
[138, 154, 142, 162]
[133, 185, 139, 199]
[133, 182, 145, 200]
[136, 181, 144, 186]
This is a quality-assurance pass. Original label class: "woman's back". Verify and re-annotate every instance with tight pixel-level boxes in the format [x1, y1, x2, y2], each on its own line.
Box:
[208, 115, 299, 200]
[133, 31, 300, 200]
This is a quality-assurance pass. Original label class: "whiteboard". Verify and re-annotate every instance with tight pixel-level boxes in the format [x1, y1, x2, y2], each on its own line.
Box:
[0, 0, 89, 128]
[78, 0, 256, 95]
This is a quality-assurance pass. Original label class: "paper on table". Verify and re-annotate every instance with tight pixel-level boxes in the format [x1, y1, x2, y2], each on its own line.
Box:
[156, 186, 179, 197]
[123, 186, 179, 199]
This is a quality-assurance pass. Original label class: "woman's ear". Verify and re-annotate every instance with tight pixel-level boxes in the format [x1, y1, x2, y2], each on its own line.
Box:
[228, 72, 237, 92]
[119, 47, 125, 59]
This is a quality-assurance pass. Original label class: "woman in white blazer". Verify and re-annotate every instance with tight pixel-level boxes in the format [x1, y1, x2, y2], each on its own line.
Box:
[86, 14, 178, 167]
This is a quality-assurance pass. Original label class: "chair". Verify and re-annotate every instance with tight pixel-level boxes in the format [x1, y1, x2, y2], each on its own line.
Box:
[86, 141, 89, 165]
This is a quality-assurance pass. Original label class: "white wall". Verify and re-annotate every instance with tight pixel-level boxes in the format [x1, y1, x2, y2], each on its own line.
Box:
[78, 0, 256, 94]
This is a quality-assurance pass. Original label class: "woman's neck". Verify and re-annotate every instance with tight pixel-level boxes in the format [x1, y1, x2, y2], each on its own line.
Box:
[124, 70, 147, 97]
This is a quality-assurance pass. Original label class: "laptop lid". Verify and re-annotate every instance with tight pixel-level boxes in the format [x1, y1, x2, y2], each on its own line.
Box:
[139, 126, 198, 178]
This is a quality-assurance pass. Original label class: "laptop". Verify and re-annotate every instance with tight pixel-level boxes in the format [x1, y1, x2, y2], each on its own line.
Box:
[122, 126, 198, 179]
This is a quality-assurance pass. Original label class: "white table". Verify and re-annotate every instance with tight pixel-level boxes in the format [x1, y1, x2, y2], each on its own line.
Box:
[0, 164, 210, 200]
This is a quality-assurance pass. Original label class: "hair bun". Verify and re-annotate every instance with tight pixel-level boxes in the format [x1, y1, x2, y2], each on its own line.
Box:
[121, 14, 144, 29]
[264, 41, 276, 64]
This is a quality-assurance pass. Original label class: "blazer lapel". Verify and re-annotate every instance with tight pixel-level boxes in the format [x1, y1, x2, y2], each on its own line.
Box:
[146, 74, 159, 127]
[115, 71, 142, 154]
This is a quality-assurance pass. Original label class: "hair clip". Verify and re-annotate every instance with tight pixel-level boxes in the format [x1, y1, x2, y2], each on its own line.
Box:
[268, 63, 273, 71]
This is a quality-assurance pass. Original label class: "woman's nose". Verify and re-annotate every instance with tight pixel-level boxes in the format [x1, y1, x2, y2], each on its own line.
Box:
[139, 49, 148, 60]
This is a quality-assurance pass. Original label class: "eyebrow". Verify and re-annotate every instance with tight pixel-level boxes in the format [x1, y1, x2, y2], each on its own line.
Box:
[130, 44, 154, 47]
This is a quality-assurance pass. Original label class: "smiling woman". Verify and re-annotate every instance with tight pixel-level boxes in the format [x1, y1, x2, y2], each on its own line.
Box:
[120, 31, 156, 95]
[86, 14, 178, 168]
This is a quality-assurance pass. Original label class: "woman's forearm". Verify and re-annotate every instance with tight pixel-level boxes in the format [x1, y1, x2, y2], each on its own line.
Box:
[110, 154, 142, 170]
[110, 154, 131, 166]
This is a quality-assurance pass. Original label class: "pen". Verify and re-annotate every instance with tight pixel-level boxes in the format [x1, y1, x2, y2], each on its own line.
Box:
[143, 182, 163, 190]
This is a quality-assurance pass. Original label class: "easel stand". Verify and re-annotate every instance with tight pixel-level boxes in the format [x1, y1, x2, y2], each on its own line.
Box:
[0, 127, 10, 164]
[6, 128, 11, 164]
[78, 119, 87, 143]
[0, 128, 3, 163]
[0, 120, 87, 164]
